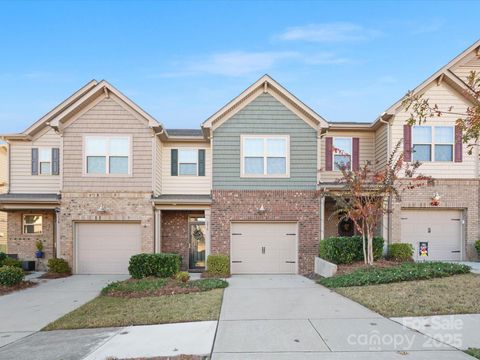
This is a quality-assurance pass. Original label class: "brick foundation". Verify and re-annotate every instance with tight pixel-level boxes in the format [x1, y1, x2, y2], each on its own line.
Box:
[7, 210, 55, 270]
[391, 179, 480, 260]
[59, 192, 155, 270]
[211, 190, 320, 274]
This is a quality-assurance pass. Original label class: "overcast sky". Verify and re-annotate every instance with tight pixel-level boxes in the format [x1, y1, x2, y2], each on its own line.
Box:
[0, 0, 479, 133]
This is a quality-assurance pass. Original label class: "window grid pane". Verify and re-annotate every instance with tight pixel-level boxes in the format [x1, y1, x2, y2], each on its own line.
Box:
[86, 138, 107, 155]
[413, 126, 432, 144]
[39, 148, 51, 162]
[179, 149, 197, 163]
[87, 156, 107, 174]
[435, 126, 454, 144]
[435, 145, 453, 161]
[109, 138, 130, 156]
[334, 155, 351, 170]
[244, 138, 264, 156]
[244, 157, 264, 174]
[267, 139, 286, 157]
[333, 138, 352, 155]
[412, 144, 431, 161]
[179, 163, 197, 175]
[109, 156, 129, 174]
[267, 157, 286, 175]
[40, 162, 51, 175]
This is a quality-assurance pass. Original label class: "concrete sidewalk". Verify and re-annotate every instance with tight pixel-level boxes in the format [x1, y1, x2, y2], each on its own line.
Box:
[212, 275, 473, 360]
[0, 275, 126, 347]
[0, 322, 217, 360]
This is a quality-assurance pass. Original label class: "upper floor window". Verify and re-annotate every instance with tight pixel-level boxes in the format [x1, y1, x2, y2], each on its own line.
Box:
[23, 214, 42, 234]
[179, 149, 198, 175]
[39, 148, 52, 175]
[85, 136, 130, 175]
[241, 135, 289, 177]
[412, 126, 453, 162]
[333, 137, 352, 170]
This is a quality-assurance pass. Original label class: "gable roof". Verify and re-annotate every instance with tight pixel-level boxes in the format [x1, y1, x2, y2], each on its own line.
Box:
[202, 75, 329, 133]
[1, 80, 165, 141]
[382, 39, 480, 117]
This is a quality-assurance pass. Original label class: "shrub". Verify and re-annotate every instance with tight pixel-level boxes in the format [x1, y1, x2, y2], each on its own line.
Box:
[35, 240, 44, 252]
[2, 258, 22, 268]
[190, 278, 228, 291]
[206, 254, 230, 276]
[387, 243, 414, 261]
[0, 266, 24, 286]
[47, 258, 72, 274]
[319, 236, 384, 264]
[475, 240, 480, 257]
[175, 271, 190, 283]
[318, 262, 470, 288]
[0, 252, 7, 263]
[128, 253, 181, 279]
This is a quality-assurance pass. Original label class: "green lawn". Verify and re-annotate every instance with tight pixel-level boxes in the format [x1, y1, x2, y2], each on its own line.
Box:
[44, 288, 224, 330]
[465, 348, 480, 359]
[335, 273, 480, 317]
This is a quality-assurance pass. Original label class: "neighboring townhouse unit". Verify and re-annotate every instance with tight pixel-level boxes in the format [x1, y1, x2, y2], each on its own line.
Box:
[0, 144, 7, 252]
[0, 40, 479, 274]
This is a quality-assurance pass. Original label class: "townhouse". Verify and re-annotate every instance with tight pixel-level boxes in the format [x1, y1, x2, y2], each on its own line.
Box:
[1, 40, 479, 274]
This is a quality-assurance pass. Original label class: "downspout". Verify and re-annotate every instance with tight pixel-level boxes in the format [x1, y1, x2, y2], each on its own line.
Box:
[379, 114, 392, 246]
[318, 128, 328, 240]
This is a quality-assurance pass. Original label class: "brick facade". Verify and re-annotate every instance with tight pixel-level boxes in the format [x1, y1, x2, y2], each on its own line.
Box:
[59, 192, 154, 269]
[7, 210, 55, 270]
[391, 179, 480, 260]
[161, 210, 203, 270]
[211, 190, 320, 274]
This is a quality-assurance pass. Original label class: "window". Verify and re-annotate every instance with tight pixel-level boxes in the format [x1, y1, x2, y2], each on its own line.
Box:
[23, 215, 42, 234]
[333, 138, 352, 170]
[39, 148, 51, 175]
[241, 135, 289, 177]
[85, 136, 130, 175]
[179, 149, 198, 175]
[412, 126, 453, 162]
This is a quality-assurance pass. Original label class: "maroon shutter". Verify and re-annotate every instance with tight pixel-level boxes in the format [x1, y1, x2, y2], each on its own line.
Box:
[403, 125, 412, 162]
[455, 125, 463, 162]
[325, 137, 333, 171]
[352, 138, 360, 171]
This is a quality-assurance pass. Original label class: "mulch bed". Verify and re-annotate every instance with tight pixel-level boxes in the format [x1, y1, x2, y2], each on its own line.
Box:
[336, 259, 404, 275]
[39, 272, 72, 279]
[0, 281, 37, 296]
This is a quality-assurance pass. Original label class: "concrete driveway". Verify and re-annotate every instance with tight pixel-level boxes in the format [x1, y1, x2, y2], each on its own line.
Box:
[212, 275, 472, 360]
[0, 275, 126, 348]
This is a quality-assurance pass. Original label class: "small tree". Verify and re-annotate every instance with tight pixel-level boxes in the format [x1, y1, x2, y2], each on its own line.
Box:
[320, 140, 429, 265]
[403, 71, 480, 155]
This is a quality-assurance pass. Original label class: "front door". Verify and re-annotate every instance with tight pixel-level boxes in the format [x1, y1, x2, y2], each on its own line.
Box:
[189, 221, 206, 269]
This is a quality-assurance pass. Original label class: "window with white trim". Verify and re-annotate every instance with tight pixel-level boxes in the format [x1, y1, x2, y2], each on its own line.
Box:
[242, 135, 289, 177]
[333, 137, 352, 170]
[39, 148, 51, 175]
[412, 126, 454, 162]
[23, 215, 42, 234]
[179, 149, 198, 175]
[85, 136, 130, 175]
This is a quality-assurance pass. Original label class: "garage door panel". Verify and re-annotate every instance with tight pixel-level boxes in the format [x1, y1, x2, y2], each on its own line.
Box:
[231, 222, 297, 274]
[77, 222, 142, 274]
[401, 210, 462, 261]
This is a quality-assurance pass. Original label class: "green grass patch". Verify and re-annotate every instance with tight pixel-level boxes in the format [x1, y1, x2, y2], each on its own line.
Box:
[190, 278, 229, 291]
[465, 348, 480, 359]
[319, 261, 470, 288]
[44, 289, 224, 330]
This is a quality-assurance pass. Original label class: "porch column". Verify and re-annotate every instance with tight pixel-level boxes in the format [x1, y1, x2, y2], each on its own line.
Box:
[320, 196, 325, 240]
[154, 209, 161, 253]
[204, 208, 211, 265]
[55, 208, 61, 258]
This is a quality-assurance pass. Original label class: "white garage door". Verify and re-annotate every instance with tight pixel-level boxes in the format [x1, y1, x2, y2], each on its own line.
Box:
[230, 222, 297, 274]
[76, 222, 142, 274]
[401, 209, 462, 261]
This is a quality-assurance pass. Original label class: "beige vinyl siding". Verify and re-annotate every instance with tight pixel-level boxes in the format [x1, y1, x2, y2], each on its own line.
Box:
[375, 123, 389, 169]
[154, 137, 162, 195]
[451, 55, 480, 84]
[391, 81, 476, 178]
[9, 128, 61, 193]
[319, 130, 375, 183]
[161, 142, 211, 195]
[62, 96, 154, 192]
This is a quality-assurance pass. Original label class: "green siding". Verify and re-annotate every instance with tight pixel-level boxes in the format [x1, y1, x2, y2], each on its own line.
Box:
[213, 93, 317, 189]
